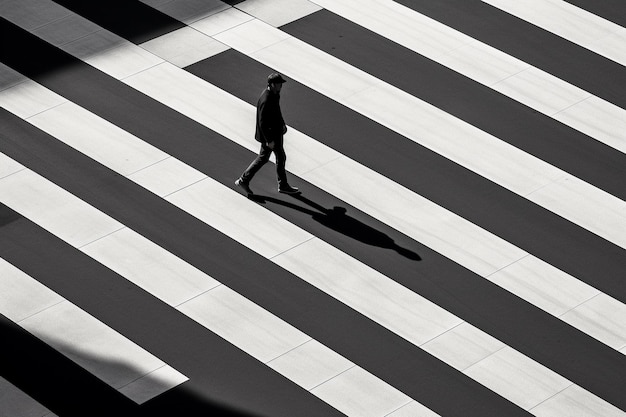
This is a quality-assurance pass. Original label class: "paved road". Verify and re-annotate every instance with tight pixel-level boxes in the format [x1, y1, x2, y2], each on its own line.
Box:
[1, 1, 625, 416]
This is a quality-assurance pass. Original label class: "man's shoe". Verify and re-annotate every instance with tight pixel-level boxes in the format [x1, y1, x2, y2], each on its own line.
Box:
[278, 184, 300, 194]
[235, 178, 253, 195]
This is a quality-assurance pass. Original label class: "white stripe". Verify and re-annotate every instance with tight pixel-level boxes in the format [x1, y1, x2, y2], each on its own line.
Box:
[205, 14, 626, 251]
[140, 25, 230, 67]
[307, 0, 626, 155]
[482, 0, 626, 66]
[0, 256, 188, 404]
[2, 71, 622, 415]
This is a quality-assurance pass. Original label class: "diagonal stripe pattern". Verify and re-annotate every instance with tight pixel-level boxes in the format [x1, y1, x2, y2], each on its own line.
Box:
[1, 0, 625, 416]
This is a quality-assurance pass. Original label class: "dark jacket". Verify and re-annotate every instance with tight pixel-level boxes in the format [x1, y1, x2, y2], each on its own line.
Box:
[255, 87, 285, 144]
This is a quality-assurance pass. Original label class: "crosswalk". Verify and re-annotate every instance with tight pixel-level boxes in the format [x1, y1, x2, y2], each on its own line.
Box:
[0, 0, 624, 416]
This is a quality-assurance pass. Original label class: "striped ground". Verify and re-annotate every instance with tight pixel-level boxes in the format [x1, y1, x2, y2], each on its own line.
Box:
[0, 0, 624, 416]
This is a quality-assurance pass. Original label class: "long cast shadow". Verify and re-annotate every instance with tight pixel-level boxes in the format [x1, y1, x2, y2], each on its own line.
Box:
[0, 314, 260, 417]
[251, 193, 421, 261]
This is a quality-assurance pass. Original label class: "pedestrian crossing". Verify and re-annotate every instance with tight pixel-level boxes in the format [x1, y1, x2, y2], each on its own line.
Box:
[1, 0, 625, 416]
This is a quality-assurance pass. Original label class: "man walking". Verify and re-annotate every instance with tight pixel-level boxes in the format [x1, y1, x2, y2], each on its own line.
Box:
[235, 73, 300, 196]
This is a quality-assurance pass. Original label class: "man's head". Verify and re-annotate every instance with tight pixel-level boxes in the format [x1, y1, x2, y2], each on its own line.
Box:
[267, 72, 286, 93]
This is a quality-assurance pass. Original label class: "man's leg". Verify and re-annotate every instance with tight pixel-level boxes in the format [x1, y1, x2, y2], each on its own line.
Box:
[274, 137, 299, 194]
[236, 143, 271, 194]
[242, 143, 271, 183]
[273, 139, 288, 189]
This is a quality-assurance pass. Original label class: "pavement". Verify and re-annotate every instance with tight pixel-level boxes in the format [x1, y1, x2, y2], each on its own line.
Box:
[1, 1, 625, 416]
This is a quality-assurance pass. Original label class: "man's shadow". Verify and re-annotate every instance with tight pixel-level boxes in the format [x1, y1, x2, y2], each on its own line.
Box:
[251, 193, 421, 261]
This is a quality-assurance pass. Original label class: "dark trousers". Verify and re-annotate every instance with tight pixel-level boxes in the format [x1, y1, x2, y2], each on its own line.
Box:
[241, 136, 288, 187]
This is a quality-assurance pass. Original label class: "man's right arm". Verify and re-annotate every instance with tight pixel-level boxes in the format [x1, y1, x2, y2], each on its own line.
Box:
[258, 96, 281, 147]
[257, 100, 271, 146]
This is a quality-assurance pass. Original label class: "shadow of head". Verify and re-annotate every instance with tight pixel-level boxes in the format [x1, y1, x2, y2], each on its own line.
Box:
[252, 194, 421, 261]
[301, 199, 421, 261]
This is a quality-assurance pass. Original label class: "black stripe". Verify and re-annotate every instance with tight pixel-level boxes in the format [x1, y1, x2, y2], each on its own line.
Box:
[393, 0, 626, 110]
[0, 64, 527, 417]
[3, 12, 624, 411]
[280, 9, 626, 201]
[563, 0, 626, 27]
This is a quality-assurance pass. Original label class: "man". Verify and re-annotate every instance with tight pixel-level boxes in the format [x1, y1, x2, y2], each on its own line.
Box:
[235, 72, 299, 196]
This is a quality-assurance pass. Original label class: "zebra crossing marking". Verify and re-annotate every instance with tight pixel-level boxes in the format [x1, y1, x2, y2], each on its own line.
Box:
[1, 66, 621, 415]
[1, 0, 624, 414]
